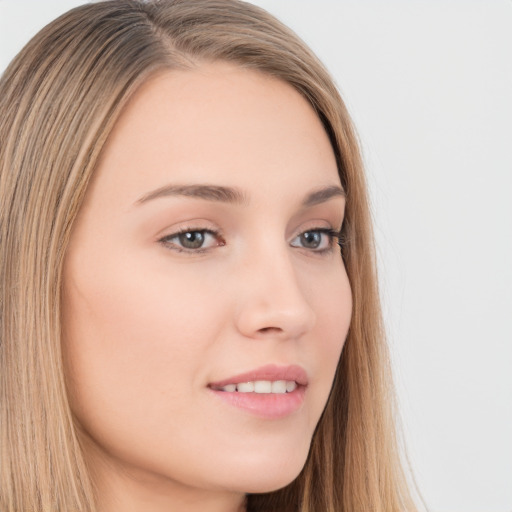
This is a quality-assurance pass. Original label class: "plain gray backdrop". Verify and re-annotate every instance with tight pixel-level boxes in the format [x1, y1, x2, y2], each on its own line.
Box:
[1, 2, 511, 511]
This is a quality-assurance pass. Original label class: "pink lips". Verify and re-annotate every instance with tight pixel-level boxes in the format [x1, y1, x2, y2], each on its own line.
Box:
[208, 364, 308, 419]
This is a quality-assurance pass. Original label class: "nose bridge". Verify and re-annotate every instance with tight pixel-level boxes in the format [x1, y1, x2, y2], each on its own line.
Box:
[234, 241, 316, 339]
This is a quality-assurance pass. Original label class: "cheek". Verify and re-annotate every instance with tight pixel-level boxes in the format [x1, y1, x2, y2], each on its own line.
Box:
[307, 265, 352, 401]
[61, 252, 224, 433]
[323, 271, 351, 354]
[61, 253, 235, 488]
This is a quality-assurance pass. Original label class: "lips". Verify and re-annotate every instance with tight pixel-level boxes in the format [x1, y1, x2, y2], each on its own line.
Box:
[208, 363, 308, 389]
[207, 364, 308, 419]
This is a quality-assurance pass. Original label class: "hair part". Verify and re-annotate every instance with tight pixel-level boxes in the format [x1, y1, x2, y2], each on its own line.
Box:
[0, 1, 421, 510]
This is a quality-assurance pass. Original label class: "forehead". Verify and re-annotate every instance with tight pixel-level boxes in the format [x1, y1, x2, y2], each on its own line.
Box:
[90, 62, 340, 207]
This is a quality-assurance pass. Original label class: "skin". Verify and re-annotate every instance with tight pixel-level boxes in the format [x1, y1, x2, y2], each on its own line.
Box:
[62, 62, 352, 512]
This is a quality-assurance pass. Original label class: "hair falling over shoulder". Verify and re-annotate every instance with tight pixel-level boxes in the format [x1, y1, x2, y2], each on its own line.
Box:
[0, 1, 423, 510]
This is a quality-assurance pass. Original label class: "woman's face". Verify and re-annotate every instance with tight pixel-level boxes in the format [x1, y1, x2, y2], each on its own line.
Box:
[62, 62, 352, 506]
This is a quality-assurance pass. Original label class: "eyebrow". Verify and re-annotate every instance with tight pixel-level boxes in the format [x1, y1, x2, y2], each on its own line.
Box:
[136, 184, 248, 205]
[301, 185, 346, 207]
[135, 183, 345, 207]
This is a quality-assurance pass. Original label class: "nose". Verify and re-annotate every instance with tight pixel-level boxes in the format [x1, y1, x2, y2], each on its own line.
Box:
[234, 248, 316, 340]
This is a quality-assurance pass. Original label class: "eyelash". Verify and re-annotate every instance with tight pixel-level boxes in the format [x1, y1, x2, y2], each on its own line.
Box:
[158, 226, 344, 255]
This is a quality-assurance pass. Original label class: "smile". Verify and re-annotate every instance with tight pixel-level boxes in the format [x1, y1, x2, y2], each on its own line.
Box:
[207, 364, 308, 418]
[210, 380, 298, 394]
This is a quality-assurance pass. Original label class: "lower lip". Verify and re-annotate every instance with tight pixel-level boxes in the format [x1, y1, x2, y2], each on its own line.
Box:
[208, 386, 306, 419]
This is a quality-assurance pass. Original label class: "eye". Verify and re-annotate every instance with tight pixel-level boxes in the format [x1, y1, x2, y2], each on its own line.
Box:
[290, 228, 342, 252]
[159, 228, 223, 253]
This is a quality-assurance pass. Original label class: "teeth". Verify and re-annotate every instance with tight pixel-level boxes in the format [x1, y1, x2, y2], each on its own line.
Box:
[254, 380, 272, 393]
[286, 381, 297, 392]
[237, 382, 254, 393]
[271, 380, 287, 393]
[218, 380, 297, 394]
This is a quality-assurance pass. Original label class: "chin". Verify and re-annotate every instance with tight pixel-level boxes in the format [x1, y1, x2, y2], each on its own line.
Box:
[222, 451, 308, 495]
[239, 474, 301, 495]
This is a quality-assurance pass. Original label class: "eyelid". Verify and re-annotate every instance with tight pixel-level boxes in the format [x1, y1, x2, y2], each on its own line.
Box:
[158, 226, 225, 253]
[290, 227, 343, 252]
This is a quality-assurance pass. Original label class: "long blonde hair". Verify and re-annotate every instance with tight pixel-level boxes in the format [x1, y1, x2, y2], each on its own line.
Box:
[0, 1, 420, 510]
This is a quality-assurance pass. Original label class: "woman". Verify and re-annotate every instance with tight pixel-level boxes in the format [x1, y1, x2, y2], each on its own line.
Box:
[0, 1, 421, 511]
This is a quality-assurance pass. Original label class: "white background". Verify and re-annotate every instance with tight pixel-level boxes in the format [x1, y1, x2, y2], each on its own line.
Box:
[1, 2, 511, 511]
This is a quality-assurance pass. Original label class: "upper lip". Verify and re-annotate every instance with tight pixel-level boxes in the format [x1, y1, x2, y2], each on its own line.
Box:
[208, 364, 309, 388]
